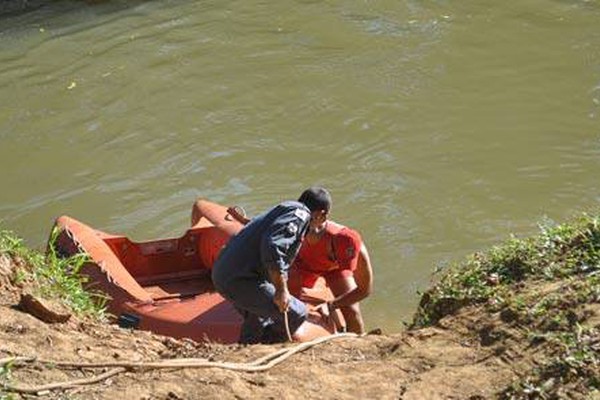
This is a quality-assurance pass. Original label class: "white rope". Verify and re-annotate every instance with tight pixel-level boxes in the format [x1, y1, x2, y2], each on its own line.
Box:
[3, 332, 360, 394]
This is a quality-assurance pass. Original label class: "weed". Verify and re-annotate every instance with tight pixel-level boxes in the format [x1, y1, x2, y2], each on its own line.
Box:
[0, 228, 107, 320]
[412, 213, 600, 327]
[0, 360, 13, 381]
[413, 213, 600, 398]
[0, 360, 14, 400]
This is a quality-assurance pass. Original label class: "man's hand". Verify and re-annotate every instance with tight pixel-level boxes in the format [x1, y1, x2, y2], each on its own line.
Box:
[273, 288, 290, 312]
[268, 268, 291, 312]
[226, 206, 250, 224]
[315, 301, 331, 325]
[317, 300, 344, 332]
[316, 301, 331, 317]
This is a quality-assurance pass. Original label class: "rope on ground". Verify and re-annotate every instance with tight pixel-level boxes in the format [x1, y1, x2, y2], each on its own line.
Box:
[2, 332, 360, 394]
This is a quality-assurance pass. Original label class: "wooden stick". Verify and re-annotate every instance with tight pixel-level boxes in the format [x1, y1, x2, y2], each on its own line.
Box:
[3, 367, 126, 394]
[0, 356, 35, 366]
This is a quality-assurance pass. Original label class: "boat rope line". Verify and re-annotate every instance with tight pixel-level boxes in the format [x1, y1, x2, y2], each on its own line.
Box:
[283, 310, 293, 342]
[1, 332, 360, 395]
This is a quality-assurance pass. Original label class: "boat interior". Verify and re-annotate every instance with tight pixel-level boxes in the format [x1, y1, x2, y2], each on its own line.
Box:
[99, 225, 229, 303]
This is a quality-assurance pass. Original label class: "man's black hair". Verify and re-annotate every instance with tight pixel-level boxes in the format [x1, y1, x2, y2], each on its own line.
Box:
[298, 186, 332, 212]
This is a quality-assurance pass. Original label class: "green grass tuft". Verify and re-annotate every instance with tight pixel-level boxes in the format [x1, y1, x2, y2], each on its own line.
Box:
[412, 213, 600, 327]
[412, 213, 600, 398]
[0, 359, 15, 399]
[0, 228, 107, 320]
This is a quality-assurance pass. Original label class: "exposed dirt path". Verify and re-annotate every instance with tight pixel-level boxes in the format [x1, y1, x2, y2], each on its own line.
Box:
[1, 293, 517, 399]
[4, 252, 596, 400]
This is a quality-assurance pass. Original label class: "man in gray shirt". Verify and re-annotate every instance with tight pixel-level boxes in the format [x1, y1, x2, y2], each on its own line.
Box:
[212, 187, 331, 344]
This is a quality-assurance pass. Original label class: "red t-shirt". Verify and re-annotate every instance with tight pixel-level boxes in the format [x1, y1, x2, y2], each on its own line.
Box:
[294, 221, 362, 274]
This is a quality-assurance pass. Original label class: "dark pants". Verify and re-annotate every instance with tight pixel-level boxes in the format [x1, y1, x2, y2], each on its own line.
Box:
[216, 278, 307, 344]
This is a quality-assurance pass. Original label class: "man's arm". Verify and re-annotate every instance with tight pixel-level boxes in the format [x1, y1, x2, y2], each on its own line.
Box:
[260, 205, 310, 311]
[269, 268, 291, 312]
[330, 244, 373, 309]
[227, 206, 251, 225]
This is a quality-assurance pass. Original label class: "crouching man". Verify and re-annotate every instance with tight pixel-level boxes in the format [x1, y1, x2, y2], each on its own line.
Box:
[211, 188, 330, 344]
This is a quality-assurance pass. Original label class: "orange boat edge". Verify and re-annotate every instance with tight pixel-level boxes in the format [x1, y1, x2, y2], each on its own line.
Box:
[49, 199, 344, 344]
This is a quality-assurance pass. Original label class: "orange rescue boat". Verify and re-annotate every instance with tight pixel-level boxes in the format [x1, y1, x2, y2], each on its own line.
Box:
[49, 199, 342, 343]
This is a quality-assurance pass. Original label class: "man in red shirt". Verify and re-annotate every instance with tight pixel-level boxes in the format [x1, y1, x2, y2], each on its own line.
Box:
[288, 187, 374, 334]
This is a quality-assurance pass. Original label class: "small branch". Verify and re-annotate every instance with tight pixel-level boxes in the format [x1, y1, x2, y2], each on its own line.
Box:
[3, 367, 125, 394]
[0, 356, 35, 366]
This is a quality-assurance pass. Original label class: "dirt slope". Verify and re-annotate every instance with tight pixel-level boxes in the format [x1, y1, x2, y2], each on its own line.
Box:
[0, 304, 515, 400]
[0, 255, 522, 400]
[1, 246, 598, 399]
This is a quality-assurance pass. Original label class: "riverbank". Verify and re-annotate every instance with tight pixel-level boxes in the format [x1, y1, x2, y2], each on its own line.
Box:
[1, 214, 599, 399]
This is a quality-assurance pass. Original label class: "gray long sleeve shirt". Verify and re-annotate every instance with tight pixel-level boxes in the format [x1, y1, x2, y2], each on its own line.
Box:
[212, 201, 311, 289]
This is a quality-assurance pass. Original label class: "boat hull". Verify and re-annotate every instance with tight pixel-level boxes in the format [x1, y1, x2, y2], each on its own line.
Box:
[50, 200, 340, 343]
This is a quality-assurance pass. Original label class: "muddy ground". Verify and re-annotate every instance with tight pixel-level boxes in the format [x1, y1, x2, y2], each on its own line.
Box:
[0, 255, 558, 400]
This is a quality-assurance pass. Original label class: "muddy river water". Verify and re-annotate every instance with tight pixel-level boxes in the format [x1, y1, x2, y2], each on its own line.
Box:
[1, 0, 599, 331]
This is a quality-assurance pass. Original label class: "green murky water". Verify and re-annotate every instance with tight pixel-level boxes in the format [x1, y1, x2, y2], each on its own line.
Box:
[1, 0, 599, 331]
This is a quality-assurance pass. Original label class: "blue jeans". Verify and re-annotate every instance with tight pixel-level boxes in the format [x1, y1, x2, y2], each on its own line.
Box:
[216, 278, 307, 344]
